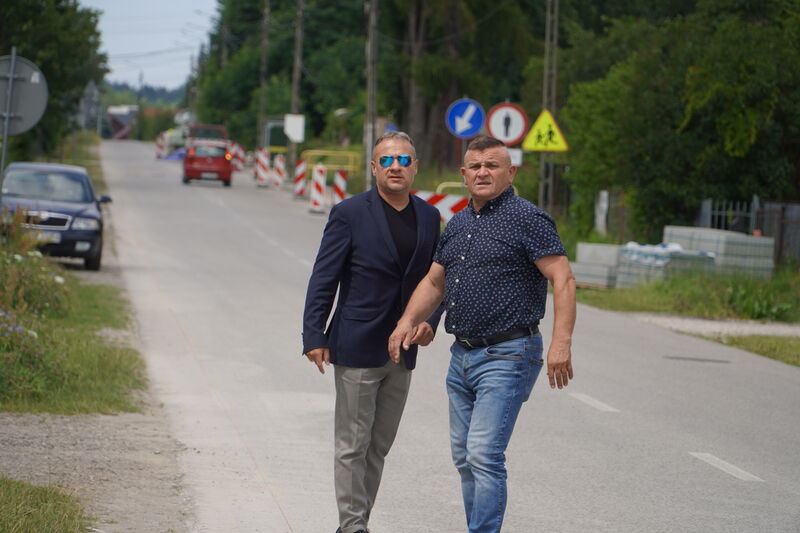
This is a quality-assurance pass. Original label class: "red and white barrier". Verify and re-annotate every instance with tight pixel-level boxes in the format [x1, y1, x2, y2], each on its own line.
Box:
[255, 148, 271, 187]
[293, 159, 306, 197]
[332, 170, 347, 205]
[273, 153, 286, 188]
[227, 141, 246, 171]
[310, 164, 327, 213]
[412, 191, 469, 222]
[155, 132, 166, 158]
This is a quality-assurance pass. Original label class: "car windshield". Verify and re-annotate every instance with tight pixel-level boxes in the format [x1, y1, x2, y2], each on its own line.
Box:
[2, 169, 93, 203]
[193, 146, 227, 157]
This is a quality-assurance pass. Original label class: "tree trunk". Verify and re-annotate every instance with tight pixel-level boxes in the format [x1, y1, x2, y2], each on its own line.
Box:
[405, 1, 427, 161]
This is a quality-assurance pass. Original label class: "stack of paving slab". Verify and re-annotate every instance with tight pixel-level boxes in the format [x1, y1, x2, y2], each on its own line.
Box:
[663, 226, 774, 278]
[615, 242, 715, 288]
[571, 243, 621, 288]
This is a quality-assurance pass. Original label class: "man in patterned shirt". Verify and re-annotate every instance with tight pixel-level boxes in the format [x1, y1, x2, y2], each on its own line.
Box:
[388, 135, 576, 533]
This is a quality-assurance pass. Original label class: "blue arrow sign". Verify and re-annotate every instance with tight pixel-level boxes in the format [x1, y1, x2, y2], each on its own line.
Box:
[445, 98, 485, 139]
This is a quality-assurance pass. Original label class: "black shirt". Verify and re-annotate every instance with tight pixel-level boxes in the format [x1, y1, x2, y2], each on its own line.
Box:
[381, 196, 417, 273]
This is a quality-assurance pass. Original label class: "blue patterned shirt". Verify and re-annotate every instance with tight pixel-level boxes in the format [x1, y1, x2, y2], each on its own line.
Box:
[433, 187, 566, 338]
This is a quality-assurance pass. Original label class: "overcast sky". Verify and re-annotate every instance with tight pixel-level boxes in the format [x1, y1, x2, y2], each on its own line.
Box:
[79, 0, 219, 89]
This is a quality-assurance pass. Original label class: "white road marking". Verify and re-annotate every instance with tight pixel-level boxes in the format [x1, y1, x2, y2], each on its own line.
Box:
[689, 452, 764, 482]
[569, 393, 620, 412]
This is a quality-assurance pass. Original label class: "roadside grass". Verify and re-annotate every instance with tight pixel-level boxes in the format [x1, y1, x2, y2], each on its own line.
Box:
[705, 335, 800, 368]
[0, 477, 88, 533]
[576, 267, 800, 366]
[2, 132, 144, 530]
[576, 268, 800, 322]
[0, 278, 146, 414]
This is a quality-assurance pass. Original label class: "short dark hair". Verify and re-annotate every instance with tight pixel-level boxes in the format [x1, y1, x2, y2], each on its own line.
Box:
[374, 131, 415, 149]
[466, 135, 505, 152]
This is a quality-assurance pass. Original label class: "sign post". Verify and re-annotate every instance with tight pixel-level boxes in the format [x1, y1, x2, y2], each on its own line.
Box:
[0, 47, 49, 204]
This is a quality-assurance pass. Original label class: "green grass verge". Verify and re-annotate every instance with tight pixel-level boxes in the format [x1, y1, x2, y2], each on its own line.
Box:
[708, 335, 800, 367]
[576, 269, 800, 322]
[0, 279, 146, 414]
[0, 477, 88, 533]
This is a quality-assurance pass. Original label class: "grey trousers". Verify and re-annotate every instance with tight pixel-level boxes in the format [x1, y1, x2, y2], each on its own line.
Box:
[334, 359, 412, 533]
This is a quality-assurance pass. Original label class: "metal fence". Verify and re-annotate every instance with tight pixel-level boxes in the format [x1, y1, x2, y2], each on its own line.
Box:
[696, 196, 760, 234]
[756, 202, 800, 263]
[697, 197, 800, 263]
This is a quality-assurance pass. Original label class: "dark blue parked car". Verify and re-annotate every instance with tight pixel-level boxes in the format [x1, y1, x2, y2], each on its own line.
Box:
[1, 162, 111, 270]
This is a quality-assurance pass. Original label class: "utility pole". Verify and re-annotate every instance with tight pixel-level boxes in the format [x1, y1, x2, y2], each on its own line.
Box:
[136, 70, 144, 141]
[363, 0, 378, 191]
[258, 0, 270, 147]
[539, 0, 559, 212]
[288, 0, 304, 175]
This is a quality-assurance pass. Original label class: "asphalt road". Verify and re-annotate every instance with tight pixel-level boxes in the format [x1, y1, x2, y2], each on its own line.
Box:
[100, 140, 800, 533]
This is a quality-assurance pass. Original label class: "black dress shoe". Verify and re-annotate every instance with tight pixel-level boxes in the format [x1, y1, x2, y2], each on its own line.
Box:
[335, 529, 366, 533]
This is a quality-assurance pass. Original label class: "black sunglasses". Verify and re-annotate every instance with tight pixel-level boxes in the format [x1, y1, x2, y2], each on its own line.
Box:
[378, 154, 414, 168]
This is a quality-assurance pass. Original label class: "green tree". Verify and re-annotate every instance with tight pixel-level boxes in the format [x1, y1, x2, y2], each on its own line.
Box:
[561, 0, 800, 241]
[0, 0, 106, 161]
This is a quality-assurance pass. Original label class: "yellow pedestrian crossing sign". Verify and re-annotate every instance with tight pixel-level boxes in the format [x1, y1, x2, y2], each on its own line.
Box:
[522, 109, 568, 152]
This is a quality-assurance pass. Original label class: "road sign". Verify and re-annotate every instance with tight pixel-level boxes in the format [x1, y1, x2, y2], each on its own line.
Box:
[486, 103, 529, 146]
[283, 114, 305, 143]
[522, 109, 568, 152]
[445, 98, 485, 139]
[0, 54, 48, 136]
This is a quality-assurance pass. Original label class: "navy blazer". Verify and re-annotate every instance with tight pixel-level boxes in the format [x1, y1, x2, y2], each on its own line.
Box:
[302, 187, 444, 370]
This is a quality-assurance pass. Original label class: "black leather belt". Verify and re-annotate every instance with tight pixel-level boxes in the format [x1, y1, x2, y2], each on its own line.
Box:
[455, 325, 539, 349]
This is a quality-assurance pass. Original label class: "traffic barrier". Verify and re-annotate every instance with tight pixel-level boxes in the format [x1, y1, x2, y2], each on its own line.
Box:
[273, 153, 286, 188]
[256, 148, 270, 187]
[227, 141, 246, 170]
[155, 132, 166, 158]
[310, 164, 327, 213]
[332, 170, 347, 205]
[294, 159, 307, 197]
[412, 190, 469, 222]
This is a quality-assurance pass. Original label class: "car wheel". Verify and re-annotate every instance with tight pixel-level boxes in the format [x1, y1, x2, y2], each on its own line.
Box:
[223, 179, 231, 187]
[182, 176, 190, 184]
[84, 243, 102, 271]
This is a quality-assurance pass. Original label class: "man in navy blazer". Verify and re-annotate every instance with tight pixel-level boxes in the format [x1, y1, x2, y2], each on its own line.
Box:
[302, 131, 443, 533]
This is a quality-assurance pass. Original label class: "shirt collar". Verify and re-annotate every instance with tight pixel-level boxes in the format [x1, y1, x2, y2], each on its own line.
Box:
[469, 186, 515, 214]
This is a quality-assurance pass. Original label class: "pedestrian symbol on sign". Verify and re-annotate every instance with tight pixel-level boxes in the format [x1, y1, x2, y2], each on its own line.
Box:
[522, 109, 568, 152]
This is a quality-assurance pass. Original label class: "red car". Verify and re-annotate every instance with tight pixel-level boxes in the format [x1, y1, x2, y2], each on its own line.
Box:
[182, 140, 233, 186]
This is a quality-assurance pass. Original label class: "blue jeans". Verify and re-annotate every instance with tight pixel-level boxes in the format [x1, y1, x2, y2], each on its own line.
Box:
[446, 334, 544, 533]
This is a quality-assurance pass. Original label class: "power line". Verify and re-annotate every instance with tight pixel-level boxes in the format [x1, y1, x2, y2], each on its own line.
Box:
[111, 46, 197, 59]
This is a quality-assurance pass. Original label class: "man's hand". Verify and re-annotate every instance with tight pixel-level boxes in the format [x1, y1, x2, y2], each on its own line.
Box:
[388, 320, 416, 364]
[305, 347, 330, 374]
[410, 322, 435, 346]
[546, 340, 573, 389]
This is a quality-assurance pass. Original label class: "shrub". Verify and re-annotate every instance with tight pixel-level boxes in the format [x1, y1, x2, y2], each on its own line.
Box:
[0, 250, 71, 316]
[0, 209, 71, 316]
[0, 309, 69, 400]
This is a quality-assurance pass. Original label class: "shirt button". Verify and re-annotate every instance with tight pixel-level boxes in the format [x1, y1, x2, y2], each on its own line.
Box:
[467, 234, 471, 238]
[476, 214, 481, 219]
[455, 279, 459, 283]
[460, 256, 465, 260]
[450, 302, 455, 306]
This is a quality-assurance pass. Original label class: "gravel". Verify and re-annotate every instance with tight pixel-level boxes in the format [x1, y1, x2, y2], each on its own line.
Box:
[630, 313, 800, 338]
[0, 234, 189, 533]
